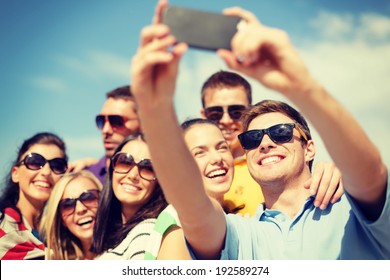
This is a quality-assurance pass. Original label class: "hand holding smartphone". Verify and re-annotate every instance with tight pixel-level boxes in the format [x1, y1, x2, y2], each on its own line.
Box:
[162, 5, 243, 51]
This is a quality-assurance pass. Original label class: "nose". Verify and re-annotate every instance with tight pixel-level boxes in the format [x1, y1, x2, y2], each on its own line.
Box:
[74, 200, 88, 214]
[259, 134, 277, 151]
[101, 119, 114, 134]
[219, 110, 233, 125]
[40, 162, 52, 176]
[209, 150, 223, 165]
[127, 165, 140, 181]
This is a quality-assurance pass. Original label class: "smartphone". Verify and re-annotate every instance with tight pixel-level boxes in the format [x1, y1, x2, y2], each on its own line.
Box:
[162, 5, 242, 51]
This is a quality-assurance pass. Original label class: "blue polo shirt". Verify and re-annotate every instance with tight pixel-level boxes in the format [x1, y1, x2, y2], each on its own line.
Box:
[221, 174, 390, 260]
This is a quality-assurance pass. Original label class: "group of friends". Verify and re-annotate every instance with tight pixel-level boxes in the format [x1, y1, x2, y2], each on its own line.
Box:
[0, 0, 388, 260]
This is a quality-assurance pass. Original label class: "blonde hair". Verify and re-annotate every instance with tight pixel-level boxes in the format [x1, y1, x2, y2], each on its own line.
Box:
[40, 170, 103, 260]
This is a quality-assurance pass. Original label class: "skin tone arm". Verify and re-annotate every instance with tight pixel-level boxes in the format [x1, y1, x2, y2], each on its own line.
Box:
[130, 0, 226, 259]
[157, 226, 192, 260]
[218, 7, 387, 220]
[67, 158, 99, 173]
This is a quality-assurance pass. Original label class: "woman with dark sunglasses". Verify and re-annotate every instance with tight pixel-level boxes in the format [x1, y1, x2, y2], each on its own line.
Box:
[0, 132, 68, 260]
[40, 170, 102, 259]
[90, 133, 168, 259]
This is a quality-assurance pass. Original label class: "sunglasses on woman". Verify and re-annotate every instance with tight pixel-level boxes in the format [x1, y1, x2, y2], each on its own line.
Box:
[238, 123, 308, 150]
[111, 153, 156, 181]
[204, 105, 247, 122]
[95, 115, 137, 130]
[17, 153, 68, 175]
[59, 189, 100, 216]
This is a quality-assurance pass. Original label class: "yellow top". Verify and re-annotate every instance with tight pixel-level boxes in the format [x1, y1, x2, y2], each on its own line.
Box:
[224, 156, 264, 216]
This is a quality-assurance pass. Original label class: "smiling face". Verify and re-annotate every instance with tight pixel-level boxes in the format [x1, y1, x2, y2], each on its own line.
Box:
[61, 176, 100, 244]
[245, 112, 314, 187]
[184, 123, 234, 202]
[112, 139, 157, 221]
[12, 143, 66, 210]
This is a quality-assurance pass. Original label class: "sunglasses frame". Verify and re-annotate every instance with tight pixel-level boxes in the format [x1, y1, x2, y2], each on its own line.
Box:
[95, 114, 137, 131]
[238, 123, 308, 150]
[59, 189, 100, 217]
[17, 152, 68, 175]
[204, 104, 247, 122]
[111, 152, 156, 181]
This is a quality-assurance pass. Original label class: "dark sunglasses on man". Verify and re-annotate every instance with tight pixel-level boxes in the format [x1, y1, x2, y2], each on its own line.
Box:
[111, 152, 156, 181]
[238, 123, 309, 150]
[95, 115, 137, 130]
[59, 189, 100, 217]
[204, 105, 247, 122]
[16, 153, 68, 175]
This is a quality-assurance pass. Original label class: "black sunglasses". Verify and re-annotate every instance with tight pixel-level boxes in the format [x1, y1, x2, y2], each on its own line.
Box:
[238, 123, 308, 150]
[59, 189, 100, 216]
[111, 153, 156, 181]
[17, 153, 68, 175]
[204, 105, 247, 122]
[96, 115, 135, 130]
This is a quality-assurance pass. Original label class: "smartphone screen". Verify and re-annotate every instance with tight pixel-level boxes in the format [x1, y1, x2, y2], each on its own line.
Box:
[162, 5, 241, 51]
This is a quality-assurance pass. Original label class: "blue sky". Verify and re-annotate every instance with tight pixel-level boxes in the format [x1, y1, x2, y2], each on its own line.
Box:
[1, 0, 390, 188]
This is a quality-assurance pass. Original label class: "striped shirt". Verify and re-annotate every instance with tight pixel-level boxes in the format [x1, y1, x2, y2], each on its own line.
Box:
[144, 205, 181, 260]
[0, 208, 45, 260]
[95, 218, 156, 260]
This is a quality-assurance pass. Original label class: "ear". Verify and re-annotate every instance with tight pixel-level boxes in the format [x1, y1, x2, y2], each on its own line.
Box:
[200, 108, 206, 119]
[11, 166, 20, 183]
[304, 140, 316, 163]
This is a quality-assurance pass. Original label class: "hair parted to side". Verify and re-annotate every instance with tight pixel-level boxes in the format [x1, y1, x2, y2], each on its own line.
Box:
[201, 70, 252, 107]
[39, 170, 102, 260]
[241, 100, 313, 169]
[181, 118, 220, 132]
[0, 132, 67, 223]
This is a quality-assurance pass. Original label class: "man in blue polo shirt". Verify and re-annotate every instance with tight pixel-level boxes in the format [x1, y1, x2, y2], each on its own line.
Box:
[128, 0, 389, 259]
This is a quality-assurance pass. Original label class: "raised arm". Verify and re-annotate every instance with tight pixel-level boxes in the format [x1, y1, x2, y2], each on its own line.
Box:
[130, 0, 226, 259]
[218, 7, 387, 219]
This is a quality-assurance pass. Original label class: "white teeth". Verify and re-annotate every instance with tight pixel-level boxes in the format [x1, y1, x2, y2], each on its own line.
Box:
[78, 217, 93, 226]
[122, 183, 141, 192]
[261, 156, 282, 165]
[207, 169, 226, 178]
[34, 181, 50, 188]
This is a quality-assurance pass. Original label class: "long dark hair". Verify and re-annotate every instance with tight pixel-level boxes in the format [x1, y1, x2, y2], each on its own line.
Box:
[91, 133, 168, 254]
[0, 132, 67, 222]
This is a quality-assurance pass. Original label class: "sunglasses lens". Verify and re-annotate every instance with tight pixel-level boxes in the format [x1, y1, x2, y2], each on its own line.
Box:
[138, 159, 155, 181]
[228, 105, 246, 121]
[79, 190, 99, 208]
[108, 115, 124, 128]
[269, 124, 294, 143]
[113, 153, 134, 173]
[49, 158, 68, 174]
[205, 107, 223, 122]
[239, 130, 264, 150]
[59, 199, 76, 216]
[95, 115, 105, 129]
[24, 153, 45, 170]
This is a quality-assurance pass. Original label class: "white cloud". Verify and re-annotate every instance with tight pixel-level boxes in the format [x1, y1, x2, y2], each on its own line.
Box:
[30, 76, 68, 94]
[358, 13, 390, 40]
[309, 11, 353, 39]
[55, 50, 129, 81]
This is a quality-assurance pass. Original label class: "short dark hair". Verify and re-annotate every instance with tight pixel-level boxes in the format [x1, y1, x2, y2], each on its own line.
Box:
[241, 100, 313, 169]
[106, 85, 134, 101]
[201, 70, 252, 107]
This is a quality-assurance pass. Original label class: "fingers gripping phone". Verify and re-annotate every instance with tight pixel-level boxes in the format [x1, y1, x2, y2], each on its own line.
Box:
[162, 5, 243, 51]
